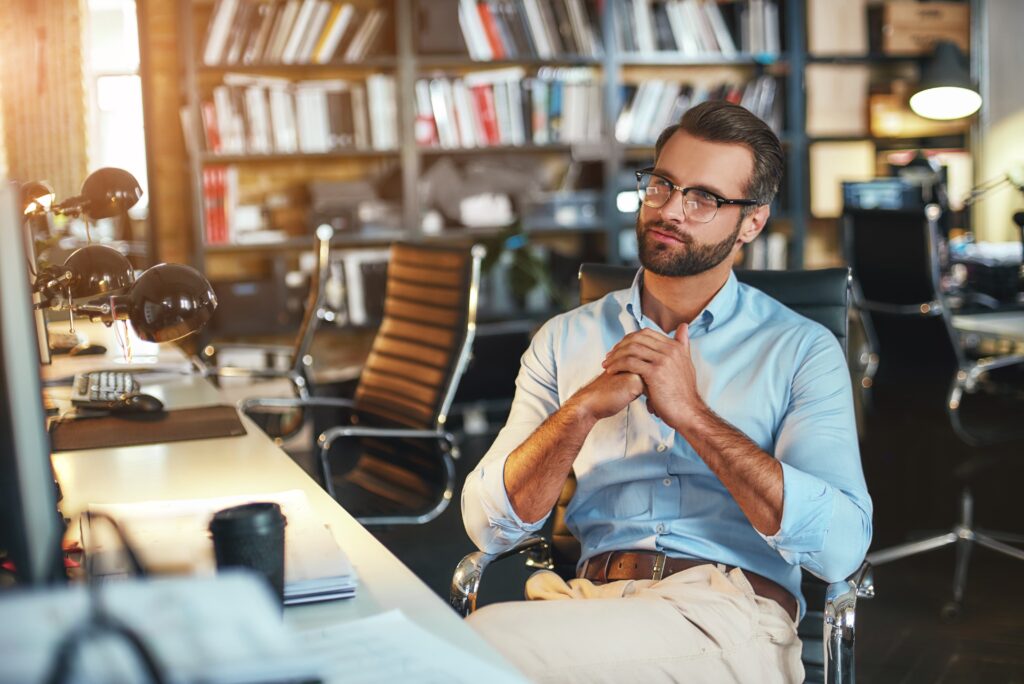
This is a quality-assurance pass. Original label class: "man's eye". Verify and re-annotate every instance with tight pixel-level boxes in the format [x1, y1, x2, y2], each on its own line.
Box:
[688, 190, 717, 205]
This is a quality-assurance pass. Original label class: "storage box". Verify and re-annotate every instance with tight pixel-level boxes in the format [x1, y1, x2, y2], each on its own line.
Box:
[882, 2, 969, 55]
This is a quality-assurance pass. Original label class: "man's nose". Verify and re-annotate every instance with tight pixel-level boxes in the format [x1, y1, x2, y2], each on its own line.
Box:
[657, 189, 687, 223]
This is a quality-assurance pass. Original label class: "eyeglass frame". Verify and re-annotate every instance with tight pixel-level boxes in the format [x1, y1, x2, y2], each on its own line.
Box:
[635, 167, 760, 223]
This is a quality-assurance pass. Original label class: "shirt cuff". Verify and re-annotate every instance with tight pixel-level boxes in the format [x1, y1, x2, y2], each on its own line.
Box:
[757, 462, 836, 564]
[469, 454, 549, 552]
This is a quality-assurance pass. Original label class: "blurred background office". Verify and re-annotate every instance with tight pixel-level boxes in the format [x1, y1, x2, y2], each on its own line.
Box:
[2, 1, 1023, 681]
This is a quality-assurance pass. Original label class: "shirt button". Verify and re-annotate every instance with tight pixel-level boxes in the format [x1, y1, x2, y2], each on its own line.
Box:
[663, 478, 672, 486]
[656, 444, 668, 453]
[656, 524, 666, 534]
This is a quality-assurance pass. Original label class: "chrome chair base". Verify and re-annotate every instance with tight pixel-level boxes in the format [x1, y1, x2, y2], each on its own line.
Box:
[866, 488, 1024, 619]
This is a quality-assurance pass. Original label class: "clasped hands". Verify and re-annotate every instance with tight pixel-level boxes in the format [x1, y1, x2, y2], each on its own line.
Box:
[575, 324, 703, 431]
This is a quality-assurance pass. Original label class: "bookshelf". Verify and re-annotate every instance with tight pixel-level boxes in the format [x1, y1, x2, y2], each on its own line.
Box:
[176, 0, 978, 328]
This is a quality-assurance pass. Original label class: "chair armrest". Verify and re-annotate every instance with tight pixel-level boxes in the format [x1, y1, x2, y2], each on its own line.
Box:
[450, 537, 554, 617]
[823, 561, 874, 684]
[199, 342, 295, 358]
[948, 354, 1024, 446]
[238, 396, 357, 412]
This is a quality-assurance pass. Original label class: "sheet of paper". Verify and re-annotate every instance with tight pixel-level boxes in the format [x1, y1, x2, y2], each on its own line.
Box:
[294, 609, 527, 684]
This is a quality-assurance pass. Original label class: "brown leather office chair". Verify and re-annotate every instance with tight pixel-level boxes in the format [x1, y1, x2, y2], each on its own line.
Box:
[451, 265, 873, 684]
[242, 242, 485, 526]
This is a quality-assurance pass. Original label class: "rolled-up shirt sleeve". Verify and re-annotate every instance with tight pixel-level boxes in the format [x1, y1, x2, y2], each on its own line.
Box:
[462, 318, 563, 554]
[758, 328, 874, 583]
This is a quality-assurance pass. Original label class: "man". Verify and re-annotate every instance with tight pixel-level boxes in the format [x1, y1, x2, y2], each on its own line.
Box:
[462, 101, 872, 683]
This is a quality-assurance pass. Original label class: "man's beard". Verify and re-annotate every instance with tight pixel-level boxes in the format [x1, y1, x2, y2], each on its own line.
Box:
[636, 215, 741, 277]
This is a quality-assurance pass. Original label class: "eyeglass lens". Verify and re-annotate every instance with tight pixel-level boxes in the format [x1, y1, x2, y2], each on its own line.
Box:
[636, 172, 719, 223]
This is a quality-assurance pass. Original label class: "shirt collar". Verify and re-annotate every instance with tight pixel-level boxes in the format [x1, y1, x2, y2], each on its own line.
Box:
[625, 268, 740, 334]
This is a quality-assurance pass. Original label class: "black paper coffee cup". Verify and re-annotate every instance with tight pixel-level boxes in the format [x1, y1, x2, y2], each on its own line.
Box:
[209, 502, 287, 604]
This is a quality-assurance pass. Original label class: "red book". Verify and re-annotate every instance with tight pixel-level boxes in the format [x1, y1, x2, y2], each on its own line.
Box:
[476, 2, 506, 60]
[201, 101, 222, 153]
[202, 167, 217, 244]
[469, 84, 499, 145]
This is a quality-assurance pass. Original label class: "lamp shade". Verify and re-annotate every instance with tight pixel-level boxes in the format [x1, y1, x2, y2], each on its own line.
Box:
[909, 41, 982, 120]
[79, 167, 143, 220]
[21, 181, 55, 215]
[114, 263, 217, 343]
[63, 244, 135, 304]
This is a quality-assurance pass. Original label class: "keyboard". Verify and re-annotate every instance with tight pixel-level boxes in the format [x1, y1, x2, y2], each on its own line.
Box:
[71, 371, 141, 409]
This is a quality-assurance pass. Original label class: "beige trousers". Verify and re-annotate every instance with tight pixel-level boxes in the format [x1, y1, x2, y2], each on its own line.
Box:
[467, 564, 803, 684]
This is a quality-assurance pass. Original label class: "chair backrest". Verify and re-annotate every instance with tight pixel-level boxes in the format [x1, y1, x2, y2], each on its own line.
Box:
[579, 264, 851, 353]
[843, 206, 963, 385]
[352, 242, 484, 430]
[551, 265, 852, 572]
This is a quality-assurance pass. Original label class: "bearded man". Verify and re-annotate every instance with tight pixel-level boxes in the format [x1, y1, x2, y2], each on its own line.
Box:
[461, 101, 872, 684]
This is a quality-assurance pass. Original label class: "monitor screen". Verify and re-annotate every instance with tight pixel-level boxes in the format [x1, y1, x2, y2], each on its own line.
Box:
[0, 180, 65, 586]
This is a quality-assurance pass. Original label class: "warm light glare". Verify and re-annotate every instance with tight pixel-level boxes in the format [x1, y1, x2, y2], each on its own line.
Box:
[909, 86, 982, 121]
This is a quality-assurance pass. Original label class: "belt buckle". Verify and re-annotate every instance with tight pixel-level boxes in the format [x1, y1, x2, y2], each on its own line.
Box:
[651, 552, 666, 581]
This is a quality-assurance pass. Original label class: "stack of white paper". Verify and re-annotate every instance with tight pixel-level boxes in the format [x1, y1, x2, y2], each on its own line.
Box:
[0, 573, 325, 683]
[83, 489, 357, 605]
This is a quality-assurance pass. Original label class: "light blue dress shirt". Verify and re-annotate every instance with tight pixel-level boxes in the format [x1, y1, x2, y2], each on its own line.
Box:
[462, 268, 873, 618]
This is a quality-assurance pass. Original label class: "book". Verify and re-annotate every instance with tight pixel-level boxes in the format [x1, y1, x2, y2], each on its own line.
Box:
[82, 489, 358, 605]
[203, 0, 241, 65]
[313, 3, 356, 63]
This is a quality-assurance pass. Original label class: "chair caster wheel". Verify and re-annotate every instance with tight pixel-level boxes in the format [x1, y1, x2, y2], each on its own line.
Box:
[941, 601, 963, 622]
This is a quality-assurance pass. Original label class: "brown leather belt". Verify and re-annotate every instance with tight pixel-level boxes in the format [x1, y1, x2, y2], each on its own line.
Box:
[580, 550, 798, 622]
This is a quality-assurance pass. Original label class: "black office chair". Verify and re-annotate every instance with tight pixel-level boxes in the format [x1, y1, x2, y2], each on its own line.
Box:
[846, 204, 1024, 619]
[451, 265, 874, 684]
[195, 224, 334, 410]
[242, 242, 486, 526]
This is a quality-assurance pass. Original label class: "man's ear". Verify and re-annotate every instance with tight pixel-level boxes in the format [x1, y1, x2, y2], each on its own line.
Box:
[738, 204, 770, 244]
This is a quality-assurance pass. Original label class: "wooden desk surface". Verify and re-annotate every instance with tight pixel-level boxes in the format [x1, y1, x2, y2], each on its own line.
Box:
[46, 322, 518, 674]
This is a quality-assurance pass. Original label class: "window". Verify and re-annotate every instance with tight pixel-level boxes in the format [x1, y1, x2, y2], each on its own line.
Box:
[85, 0, 148, 219]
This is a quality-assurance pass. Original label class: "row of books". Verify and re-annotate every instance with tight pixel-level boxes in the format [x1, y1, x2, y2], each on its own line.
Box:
[457, 0, 602, 60]
[203, 0, 388, 66]
[616, 0, 779, 56]
[202, 74, 398, 155]
[615, 75, 780, 143]
[415, 67, 602, 150]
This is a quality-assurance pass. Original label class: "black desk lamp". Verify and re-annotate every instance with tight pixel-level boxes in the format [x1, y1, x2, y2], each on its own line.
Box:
[32, 168, 217, 344]
[909, 40, 982, 121]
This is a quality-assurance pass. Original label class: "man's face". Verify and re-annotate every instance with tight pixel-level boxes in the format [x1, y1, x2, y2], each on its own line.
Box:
[636, 131, 759, 277]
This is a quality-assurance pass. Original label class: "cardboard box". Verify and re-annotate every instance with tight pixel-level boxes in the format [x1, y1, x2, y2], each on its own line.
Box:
[882, 2, 969, 55]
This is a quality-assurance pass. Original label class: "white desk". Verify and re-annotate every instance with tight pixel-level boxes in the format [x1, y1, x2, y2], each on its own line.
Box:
[953, 311, 1024, 345]
[45, 323, 518, 674]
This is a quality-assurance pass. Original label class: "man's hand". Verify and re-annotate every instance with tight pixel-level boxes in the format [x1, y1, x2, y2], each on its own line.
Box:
[601, 324, 703, 430]
[570, 368, 645, 422]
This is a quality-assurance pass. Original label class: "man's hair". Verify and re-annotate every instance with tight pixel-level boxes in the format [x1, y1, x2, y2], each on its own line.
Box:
[653, 101, 784, 209]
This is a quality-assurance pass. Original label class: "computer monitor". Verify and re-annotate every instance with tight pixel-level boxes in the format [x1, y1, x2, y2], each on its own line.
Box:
[0, 180, 65, 586]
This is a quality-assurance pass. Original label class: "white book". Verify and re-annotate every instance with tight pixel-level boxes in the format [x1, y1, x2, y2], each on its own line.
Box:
[343, 8, 384, 61]
[244, 85, 273, 153]
[520, 0, 554, 58]
[351, 83, 369, 149]
[281, 0, 318, 63]
[268, 85, 299, 153]
[429, 78, 457, 148]
[665, 0, 699, 56]
[703, 0, 737, 55]
[458, 0, 493, 60]
[213, 85, 243, 153]
[314, 3, 356, 63]
[633, 0, 657, 54]
[266, 0, 301, 62]
[296, 0, 332, 63]
[203, 0, 240, 65]
[365, 74, 391, 150]
[451, 79, 479, 148]
[531, 77, 549, 145]
[462, 66, 527, 87]
[506, 79, 525, 146]
[493, 81, 512, 146]
[650, 82, 682, 140]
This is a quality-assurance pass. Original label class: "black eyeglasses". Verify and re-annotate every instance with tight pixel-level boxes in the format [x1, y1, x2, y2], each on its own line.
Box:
[635, 168, 759, 223]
